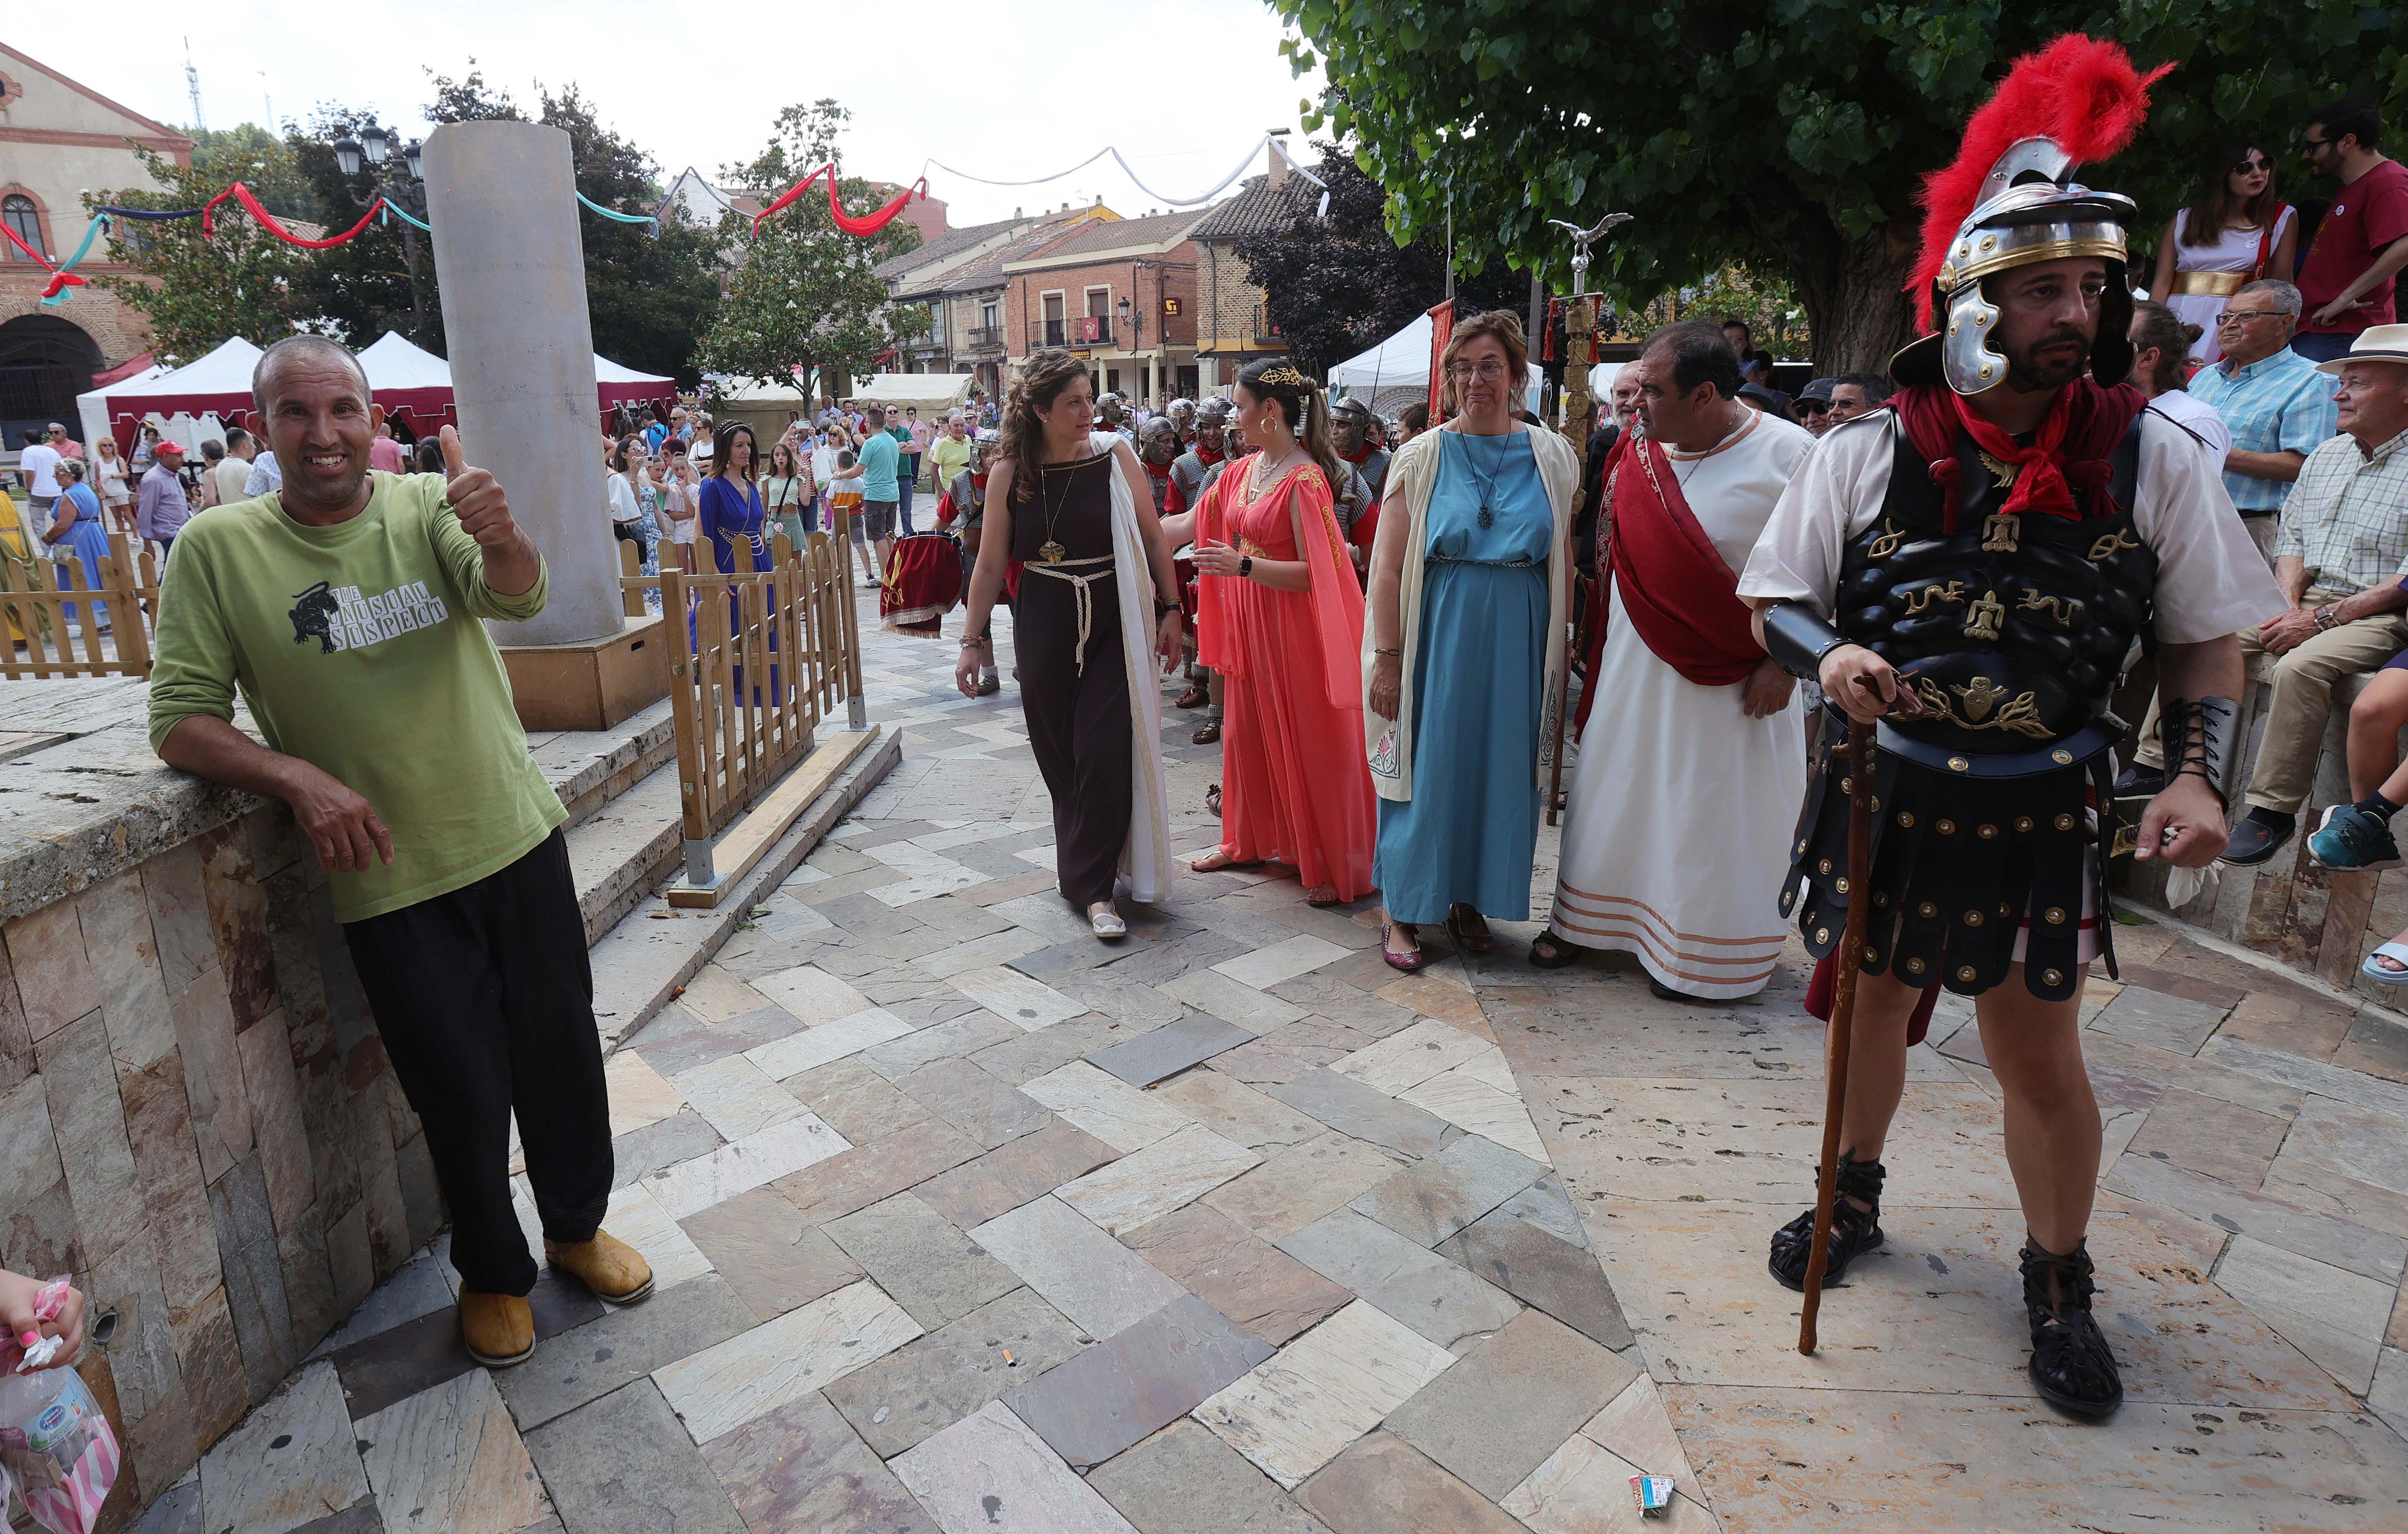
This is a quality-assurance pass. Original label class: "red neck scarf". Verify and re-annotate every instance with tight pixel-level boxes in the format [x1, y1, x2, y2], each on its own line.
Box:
[1892, 379, 2147, 530]
[1339, 443, 1372, 465]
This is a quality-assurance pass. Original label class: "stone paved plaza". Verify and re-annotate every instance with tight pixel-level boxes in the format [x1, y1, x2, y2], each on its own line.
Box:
[129, 617, 2408, 1533]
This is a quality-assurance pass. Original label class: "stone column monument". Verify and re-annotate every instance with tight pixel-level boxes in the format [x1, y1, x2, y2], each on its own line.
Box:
[423, 119, 667, 728]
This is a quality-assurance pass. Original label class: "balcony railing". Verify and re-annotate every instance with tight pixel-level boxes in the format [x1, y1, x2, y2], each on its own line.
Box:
[967, 324, 1005, 350]
[1030, 317, 1113, 350]
[1251, 306, 1284, 347]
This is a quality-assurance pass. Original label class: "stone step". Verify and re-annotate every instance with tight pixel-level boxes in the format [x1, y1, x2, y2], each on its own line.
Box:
[588, 727, 900, 1050]
[530, 698, 679, 831]
[567, 758, 687, 948]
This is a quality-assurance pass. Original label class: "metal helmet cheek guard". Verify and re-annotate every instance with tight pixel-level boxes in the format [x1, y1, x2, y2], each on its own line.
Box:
[1891, 35, 2172, 396]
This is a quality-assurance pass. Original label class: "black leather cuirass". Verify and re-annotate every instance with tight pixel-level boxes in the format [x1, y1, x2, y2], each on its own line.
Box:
[1833, 417, 2153, 758]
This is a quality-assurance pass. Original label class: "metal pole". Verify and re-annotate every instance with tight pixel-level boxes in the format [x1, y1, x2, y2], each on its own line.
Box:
[1443, 190, 1454, 305]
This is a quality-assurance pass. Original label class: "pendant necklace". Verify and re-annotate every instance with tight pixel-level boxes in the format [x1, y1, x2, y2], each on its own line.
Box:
[1036, 455, 1074, 564]
[1459, 430, 1503, 528]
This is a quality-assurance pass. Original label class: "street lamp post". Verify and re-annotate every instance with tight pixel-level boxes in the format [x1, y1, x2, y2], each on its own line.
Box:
[333, 123, 432, 347]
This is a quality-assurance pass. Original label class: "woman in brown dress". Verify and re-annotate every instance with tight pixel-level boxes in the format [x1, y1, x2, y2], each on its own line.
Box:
[956, 351, 1185, 937]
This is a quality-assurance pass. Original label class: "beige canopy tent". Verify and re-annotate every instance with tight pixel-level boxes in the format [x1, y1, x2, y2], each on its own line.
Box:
[849, 372, 977, 415]
[712, 375, 815, 449]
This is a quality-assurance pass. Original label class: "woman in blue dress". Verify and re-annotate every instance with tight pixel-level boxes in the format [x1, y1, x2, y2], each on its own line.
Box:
[41, 458, 113, 634]
[1363, 312, 1578, 970]
[697, 422, 778, 700]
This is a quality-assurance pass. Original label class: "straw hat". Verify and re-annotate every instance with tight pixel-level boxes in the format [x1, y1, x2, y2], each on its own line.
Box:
[2315, 324, 2408, 375]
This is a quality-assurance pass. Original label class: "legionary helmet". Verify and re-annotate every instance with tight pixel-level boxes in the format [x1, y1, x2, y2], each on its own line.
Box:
[1893, 34, 2171, 396]
[1330, 395, 1373, 425]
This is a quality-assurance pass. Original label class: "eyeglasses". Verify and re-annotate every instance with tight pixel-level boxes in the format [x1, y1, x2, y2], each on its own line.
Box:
[2217, 309, 2288, 325]
[2302, 135, 2334, 152]
[1795, 399, 1832, 415]
[2234, 156, 2272, 174]
[1445, 360, 1511, 381]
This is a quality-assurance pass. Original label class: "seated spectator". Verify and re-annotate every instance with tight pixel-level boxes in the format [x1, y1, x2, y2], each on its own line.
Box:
[1826, 371, 1891, 426]
[1792, 377, 1837, 435]
[2168, 326, 2408, 865]
[2187, 279, 2340, 562]
[2129, 301, 2234, 457]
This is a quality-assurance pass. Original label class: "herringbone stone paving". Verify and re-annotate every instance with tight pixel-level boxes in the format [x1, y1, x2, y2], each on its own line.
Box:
[135, 610, 2408, 1533]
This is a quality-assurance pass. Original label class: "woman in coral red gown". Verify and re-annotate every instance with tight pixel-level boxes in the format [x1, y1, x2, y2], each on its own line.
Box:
[1188, 359, 1378, 904]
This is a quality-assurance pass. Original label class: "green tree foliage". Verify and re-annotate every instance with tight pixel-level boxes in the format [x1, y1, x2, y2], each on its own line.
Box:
[94, 63, 719, 379]
[1231, 141, 1532, 378]
[1274, 2, 2408, 371]
[89, 144, 319, 360]
[697, 100, 921, 396]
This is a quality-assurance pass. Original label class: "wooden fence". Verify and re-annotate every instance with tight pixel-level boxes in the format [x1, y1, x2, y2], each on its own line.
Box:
[2, 531, 159, 680]
[616, 532, 870, 903]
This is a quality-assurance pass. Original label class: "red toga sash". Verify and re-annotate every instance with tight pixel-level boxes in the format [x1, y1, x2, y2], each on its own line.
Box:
[1574, 432, 1765, 734]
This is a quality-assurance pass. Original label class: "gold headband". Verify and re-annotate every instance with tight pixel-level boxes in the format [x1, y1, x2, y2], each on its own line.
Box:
[1254, 364, 1311, 390]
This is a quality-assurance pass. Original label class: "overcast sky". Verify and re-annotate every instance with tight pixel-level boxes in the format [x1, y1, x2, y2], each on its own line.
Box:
[74, 0, 1329, 226]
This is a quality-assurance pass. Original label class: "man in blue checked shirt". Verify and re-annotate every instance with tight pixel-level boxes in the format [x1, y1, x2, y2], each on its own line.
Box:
[2188, 279, 2341, 563]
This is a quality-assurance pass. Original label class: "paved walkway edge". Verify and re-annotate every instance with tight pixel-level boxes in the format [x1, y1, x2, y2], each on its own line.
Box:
[2127, 901, 2408, 1031]
[588, 727, 903, 1050]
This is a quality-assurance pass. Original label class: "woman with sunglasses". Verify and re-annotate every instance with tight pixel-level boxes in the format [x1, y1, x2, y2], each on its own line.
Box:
[2151, 143, 2296, 365]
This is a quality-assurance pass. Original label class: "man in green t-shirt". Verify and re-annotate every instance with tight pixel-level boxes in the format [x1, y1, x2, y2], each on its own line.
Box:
[149, 334, 652, 1369]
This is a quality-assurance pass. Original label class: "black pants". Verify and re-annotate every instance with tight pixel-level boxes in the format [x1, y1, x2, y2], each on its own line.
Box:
[342, 829, 611, 1296]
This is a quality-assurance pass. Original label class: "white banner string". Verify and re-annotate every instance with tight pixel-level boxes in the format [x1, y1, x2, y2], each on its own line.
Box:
[925, 135, 1328, 217]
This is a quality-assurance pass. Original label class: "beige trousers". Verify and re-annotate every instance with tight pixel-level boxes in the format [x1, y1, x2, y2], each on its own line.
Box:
[2136, 591, 2408, 812]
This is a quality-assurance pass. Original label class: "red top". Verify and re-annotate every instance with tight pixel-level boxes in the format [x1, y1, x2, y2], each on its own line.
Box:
[2299, 157, 2408, 333]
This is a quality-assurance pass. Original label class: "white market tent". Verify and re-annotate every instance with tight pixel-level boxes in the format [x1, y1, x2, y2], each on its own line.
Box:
[849, 372, 975, 414]
[75, 362, 168, 460]
[1326, 312, 1540, 418]
[92, 332, 676, 449]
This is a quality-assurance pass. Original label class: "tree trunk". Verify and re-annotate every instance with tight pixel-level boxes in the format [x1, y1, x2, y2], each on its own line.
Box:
[1789, 215, 1922, 378]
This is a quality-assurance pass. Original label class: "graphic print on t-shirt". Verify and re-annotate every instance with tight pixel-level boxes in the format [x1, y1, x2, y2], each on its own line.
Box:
[288, 579, 450, 655]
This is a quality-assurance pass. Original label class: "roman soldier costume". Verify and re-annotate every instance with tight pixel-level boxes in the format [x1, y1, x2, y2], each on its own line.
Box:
[1741, 35, 2266, 1419]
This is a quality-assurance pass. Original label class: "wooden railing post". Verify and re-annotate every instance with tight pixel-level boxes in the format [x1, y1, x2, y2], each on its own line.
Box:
[832, 505, 869, 730]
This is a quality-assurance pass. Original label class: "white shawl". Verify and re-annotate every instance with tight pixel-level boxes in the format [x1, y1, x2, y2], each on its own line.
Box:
[1094, 432, 1174, 902]
[1361, 424, 1579, 802]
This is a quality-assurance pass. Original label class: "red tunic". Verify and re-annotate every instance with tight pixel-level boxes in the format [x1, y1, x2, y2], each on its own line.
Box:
[1196, 457, 1378, 899]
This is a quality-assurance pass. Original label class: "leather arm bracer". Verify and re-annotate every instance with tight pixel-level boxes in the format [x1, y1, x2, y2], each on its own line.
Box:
[2159, 696, 2241, 808]
[1760, 600, 1851, 683]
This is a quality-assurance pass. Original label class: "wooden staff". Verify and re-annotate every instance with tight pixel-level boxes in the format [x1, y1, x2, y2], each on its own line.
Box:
[1800, 715, 1876, 1354]
[1545, 297, 1598, 827]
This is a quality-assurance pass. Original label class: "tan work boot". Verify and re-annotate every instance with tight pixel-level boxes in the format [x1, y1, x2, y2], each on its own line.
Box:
[546, 1230, 654, 1305]
[459, 1291, 534, 1368]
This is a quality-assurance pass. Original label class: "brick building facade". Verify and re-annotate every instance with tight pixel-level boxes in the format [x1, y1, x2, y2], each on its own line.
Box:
[1001, 210, 1205, 406]
[1, 43, 190, 457]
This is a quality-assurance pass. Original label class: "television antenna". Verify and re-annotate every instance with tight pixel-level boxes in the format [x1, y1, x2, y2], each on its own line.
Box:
[184, 39, 205, 132]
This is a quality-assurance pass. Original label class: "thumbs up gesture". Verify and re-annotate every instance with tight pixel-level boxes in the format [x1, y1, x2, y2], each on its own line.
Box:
[439, 425, 517, 548]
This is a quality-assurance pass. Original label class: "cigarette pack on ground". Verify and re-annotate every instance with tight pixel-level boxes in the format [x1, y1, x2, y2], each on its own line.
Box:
[1631, 1473, 1677, 1515]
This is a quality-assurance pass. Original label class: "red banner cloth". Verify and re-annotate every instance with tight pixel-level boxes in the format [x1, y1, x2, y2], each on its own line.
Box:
[752, 167, 928, 238]
[1807, 950, 1944, 1046]
[0, 220, 84, 298]
[1426, 301, 1454, 425]
[1890, 379, 2146, 533]
[201, 184, 387, 248]
[1574, 432, 1765, 734]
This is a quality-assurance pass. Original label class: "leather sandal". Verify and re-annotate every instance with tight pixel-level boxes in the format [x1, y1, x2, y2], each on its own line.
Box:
[1381, 921, 1424, 972]
[1205, 784, 1222, 817]
[1445, 904, 1494, 953]
[1528, 933, 1579, 969]
[1190, 850, 1263, 874]
[1193, 718, 1222, 745]
[1174, 683, 1209, 710]
[2021, 1238, 2123, 1417]
[1305, 884, 1342, 907]
[1769, 1152, 1886, 1291]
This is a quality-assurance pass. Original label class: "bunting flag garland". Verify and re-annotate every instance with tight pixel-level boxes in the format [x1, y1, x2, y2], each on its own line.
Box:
[0, 211, 111, 305]
[751, 165, 929, 238]
[204, 182, 390, 248]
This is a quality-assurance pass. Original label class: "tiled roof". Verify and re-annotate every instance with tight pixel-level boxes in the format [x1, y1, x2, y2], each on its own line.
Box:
[933, 212, 1106, 294]
[1014, 208, 1206, 262]
[876, 215, 1023, 282]
[1186, 173, 1314, 241]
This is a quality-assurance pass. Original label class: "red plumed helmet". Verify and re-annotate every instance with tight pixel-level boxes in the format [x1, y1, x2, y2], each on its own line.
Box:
[1896, 34, 2175, 393]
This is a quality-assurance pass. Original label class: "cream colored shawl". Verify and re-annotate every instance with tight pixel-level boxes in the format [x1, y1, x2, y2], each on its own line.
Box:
[1093, 432, 1174, 902]
[1361, 424, 1579, 802]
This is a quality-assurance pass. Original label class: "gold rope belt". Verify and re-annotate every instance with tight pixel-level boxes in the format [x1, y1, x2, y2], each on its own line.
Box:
[1021, 554, 1117, 674]
[2170, 269, 2246, 298]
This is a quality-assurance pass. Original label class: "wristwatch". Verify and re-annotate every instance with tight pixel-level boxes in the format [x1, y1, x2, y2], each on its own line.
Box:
[1239, 556, 1254, 580]
[2315, 605, 2341, 631]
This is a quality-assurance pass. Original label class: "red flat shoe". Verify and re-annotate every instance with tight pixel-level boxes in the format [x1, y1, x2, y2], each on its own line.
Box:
[1381, 922, 1424, 972]
[1446, 904, 1495, 953]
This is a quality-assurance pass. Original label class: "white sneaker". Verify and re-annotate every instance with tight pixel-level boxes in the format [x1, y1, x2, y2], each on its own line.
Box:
[1088, 902, 1127, 939]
